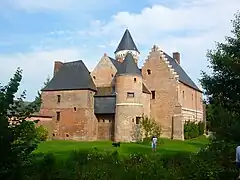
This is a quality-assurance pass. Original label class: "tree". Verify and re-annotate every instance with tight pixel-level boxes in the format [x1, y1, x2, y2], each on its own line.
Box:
[200, 11, 240, 143]
[0, 68, 40, 179]
[34, 77, 50, 112]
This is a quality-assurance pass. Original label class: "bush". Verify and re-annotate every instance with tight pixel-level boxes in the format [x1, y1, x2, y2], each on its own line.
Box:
[184, 121, 205, 139]
[36, 125, 48, 141]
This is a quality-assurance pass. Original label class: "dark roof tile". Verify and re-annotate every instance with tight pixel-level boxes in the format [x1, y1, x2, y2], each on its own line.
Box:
[42, 60, 96, 92]
[116, 53, 141, 76]
[94, 96, 116, 114]
[163, 53, 201, 92]
[115, 29, 139, 53]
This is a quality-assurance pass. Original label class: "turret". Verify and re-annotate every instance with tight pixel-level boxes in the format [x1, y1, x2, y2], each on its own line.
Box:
[114, 52, 143, 142]
[114, 29, 140, 64]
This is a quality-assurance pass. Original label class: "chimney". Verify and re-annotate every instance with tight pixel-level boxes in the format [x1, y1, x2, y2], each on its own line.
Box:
[54, 61, 63, 76]
[173, 52, 180, 64]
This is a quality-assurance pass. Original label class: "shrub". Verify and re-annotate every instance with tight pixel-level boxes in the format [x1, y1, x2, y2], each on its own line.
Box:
[36, 125, 48, 141]
[135, 116, 161, 143]
[184, 121, 205, 139]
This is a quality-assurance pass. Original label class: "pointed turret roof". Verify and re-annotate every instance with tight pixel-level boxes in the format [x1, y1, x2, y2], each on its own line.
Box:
[116, 52, 141, 76]
[115, 29, 139, 53]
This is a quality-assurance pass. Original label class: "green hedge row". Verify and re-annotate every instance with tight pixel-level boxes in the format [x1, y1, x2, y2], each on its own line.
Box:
[184, 120, 205, 139]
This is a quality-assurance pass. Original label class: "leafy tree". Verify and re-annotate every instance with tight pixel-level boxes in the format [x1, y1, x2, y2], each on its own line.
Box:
[0, 68, 40, 179]
[200, 11, 240, 143]
[34, 76, 50, 112]
[140, 116, 162, 140]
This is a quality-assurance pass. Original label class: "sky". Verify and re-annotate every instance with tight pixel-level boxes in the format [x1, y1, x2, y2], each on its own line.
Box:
[0, 0, 239, 101]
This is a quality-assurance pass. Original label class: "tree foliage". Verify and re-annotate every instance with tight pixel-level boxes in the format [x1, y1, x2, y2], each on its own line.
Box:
[200, 11, 240, 143]
[34, 77, 50, 112]
[0, 68, 41, 179]
[140, 116, 162, 139]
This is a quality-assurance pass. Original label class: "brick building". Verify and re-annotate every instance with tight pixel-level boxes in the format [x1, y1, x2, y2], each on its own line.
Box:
[38, 29, 203, 142]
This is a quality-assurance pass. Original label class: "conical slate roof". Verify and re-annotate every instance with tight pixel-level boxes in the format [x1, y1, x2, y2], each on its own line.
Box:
[114, 29, 139, 53]
[116, 52, 141, 76]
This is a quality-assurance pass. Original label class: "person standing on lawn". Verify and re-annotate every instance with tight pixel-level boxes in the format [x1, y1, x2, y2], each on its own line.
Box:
[151, 136, 158, 152]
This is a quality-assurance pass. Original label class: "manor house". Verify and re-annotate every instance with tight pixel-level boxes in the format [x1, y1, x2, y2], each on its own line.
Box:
[37, 29, 204, 141]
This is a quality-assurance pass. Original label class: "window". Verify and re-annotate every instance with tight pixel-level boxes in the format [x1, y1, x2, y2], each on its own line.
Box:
[111, 74, 114, 77]
[52, 133, 56, 137]
[65, 133, 69, 137]
[136, 117, 141, 124]
[93, 76, 96, 79]
[74, 107, 77, 111]
[151, 91, 156, 99]
[56, 112, 61, 121]
[192, 94, 194, 100]
[57, 95, 61, 103]
[134, 77, 137, 82]
[182, 91, 185, 99]
[127, 92, 134, 98]
[147, 69, 151, 75]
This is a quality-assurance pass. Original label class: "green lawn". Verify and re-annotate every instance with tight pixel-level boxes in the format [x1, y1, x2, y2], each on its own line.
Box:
[34, 136, 208, 158]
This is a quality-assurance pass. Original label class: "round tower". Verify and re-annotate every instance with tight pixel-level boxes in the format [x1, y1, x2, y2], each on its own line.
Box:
[114, 52, 143, 142]
[114, 29, 140, 64]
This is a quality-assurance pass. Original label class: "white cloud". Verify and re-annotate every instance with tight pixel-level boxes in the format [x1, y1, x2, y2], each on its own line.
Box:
[0, 48, 98, 100]
[86, 0, 240, 86]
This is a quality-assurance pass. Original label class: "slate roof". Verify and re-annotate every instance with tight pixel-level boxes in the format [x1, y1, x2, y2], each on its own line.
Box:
[163, 53, 201, 92]
[42, 60, 97, 92]
[94, 96, 116, 114]
[116, 53, 142, 76]
[94, 87, 116, 97]
[115, 29, 139, 53]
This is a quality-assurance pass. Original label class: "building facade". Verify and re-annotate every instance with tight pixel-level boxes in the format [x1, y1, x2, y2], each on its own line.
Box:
[38, 29, 204, 141]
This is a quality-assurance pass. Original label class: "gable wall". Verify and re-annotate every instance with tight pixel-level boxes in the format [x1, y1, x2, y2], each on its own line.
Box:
[91, 56, 117, 87]
[142, 50, 179, 138]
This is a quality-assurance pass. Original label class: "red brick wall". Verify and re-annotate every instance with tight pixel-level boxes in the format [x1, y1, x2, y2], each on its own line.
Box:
[142, 50, 179, 138]
[96, 114, 114, 140]
[40, 90, 98, 141]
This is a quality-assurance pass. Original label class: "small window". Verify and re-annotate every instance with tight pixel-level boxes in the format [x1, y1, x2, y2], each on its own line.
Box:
[132, 118, 134, 123]
[57, 95, 61, 103]
[52, 133, 56, 137]
[103, 119, 105, 123]
[111, 74, 114, 77]
[127, 92, 134, 98]
[93, 76, 96, 79]
[182, 91, 185, 99]
[74, 107, 77, 111]
[98, 119, 100, 122]
[147, 69, 151, 75]
[192, 94, 194, 100]
[56, 112, 61, 121]
[136, 117, 141, 124]
[151, 91, 155, 99]
[65, 133, 69, 137]
[134, 78, 137, 82]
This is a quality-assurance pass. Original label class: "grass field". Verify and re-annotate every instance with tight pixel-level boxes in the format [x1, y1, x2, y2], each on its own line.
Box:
[34, 136, 209, 158]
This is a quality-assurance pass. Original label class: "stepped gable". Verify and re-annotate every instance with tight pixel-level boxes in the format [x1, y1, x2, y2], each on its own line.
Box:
[42, 60, 97, 92]
[163, 52, 201, 92]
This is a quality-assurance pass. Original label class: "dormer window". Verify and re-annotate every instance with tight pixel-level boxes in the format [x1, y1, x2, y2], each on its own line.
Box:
[147, 69, 151, 75]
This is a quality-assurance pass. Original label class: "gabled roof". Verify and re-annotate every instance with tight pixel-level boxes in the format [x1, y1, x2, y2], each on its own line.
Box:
[114, 29, 139, 53]
[163, 53, 201, 92]
[42, 60, 97, 92]
[116, 53, 142, 76]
